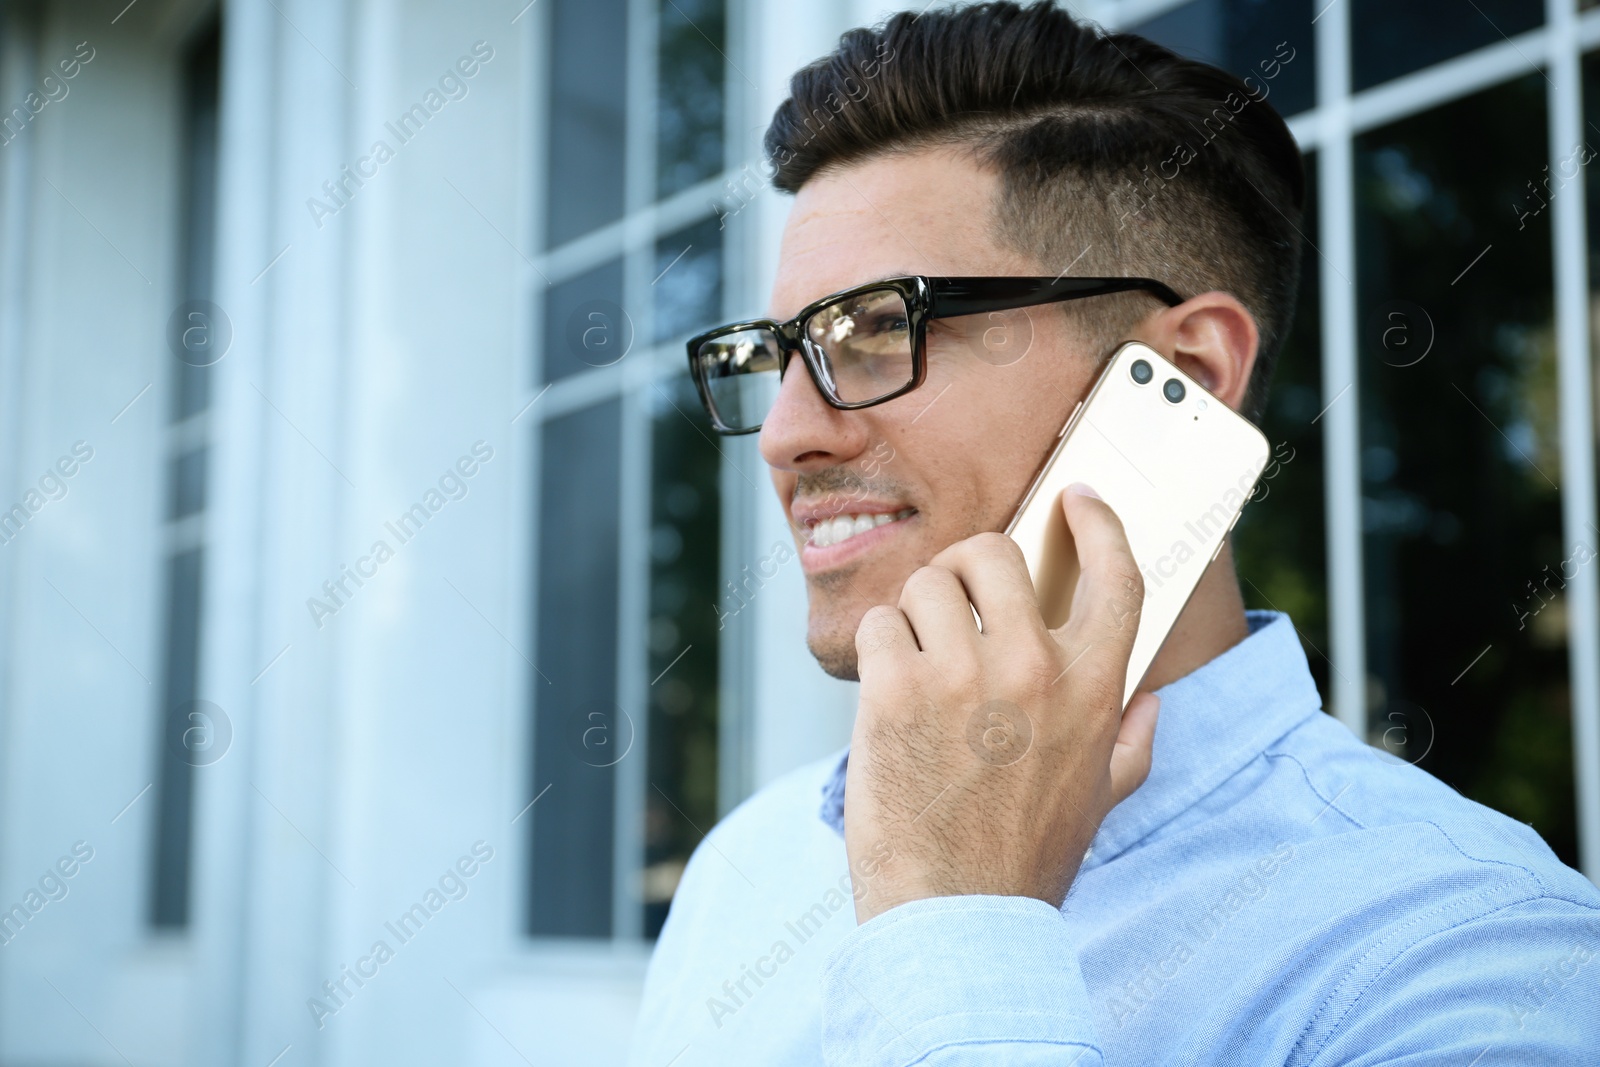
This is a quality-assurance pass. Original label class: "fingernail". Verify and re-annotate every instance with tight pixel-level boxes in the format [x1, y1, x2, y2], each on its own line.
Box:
[1067, 482, 1101, 500]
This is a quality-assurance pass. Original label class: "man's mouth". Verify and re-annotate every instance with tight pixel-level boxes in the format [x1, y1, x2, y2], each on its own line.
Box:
[805, 507, 916, 548]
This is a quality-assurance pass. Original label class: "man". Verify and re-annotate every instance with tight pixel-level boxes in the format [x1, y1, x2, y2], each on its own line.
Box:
[628, 3, 1600, 1064]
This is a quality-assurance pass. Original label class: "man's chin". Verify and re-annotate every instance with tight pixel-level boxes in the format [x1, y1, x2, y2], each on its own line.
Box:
[803, 568, 923, 681]
[807, 631, 861, 681]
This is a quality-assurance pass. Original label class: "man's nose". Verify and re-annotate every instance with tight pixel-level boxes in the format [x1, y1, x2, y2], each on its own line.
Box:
[758, 350, 870, 471]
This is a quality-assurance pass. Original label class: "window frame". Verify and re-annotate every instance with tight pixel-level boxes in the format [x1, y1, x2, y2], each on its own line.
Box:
[521, 0, 747, 945]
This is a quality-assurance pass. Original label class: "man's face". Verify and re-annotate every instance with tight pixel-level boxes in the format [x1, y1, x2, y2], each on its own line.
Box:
[760, 146, 1115, 679]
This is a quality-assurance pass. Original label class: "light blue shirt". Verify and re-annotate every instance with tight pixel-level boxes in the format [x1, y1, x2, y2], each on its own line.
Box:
[628, 612, 1600, 1065]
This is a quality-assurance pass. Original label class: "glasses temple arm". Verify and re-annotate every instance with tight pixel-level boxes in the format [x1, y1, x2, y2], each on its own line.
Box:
[926, 277, 1186, 318]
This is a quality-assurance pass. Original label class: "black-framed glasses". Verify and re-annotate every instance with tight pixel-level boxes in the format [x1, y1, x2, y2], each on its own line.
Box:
[685, 275, 1186, 434]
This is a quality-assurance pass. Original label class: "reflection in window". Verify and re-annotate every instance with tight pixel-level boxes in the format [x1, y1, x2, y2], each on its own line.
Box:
[546, 0, 629, 247]
[642, 375, 722, 937]
[1348, 0, 1542, 92]
[151, 548, 203, 927]
[529, 400, 623, 938]
[1581, 52, 1600, 339]
[653, 216, 724, 344]
[541, 258, 631, 383]
[150, 17, 220, 930]
[168, 447, 207, 520]
[1132, 0, 1315, 118]
[1355, 74, 1575, 865]
[1233, 153, 1329, 702]
[657, 0, 726, 199]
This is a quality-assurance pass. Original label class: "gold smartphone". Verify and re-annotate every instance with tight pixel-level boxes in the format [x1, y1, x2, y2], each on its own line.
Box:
[1003, 341, 1270, 707]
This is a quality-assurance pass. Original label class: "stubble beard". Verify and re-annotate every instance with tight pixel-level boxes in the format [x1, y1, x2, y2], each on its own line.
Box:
[805, 569, 866, 681]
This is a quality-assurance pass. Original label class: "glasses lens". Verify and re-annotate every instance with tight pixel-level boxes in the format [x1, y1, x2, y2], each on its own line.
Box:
[804, 288, 914, 404]
[693, 327, 783, 431]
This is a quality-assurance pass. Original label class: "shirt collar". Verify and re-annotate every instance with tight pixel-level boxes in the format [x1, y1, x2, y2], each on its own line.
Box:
[818, 610, 1325, 864]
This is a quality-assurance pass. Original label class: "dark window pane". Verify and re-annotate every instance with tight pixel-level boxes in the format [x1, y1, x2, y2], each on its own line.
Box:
[1356, 74, 1574, 866]
[541, 258, 632, 382]
[1132, 0, 1314, 118]
[546, 0, 628, 246]
[642, 374, 721, 937]
[150, 548, 203, 927]
[653, 217, 723, 344]
[150, 20, 219, 931]
[173, 363, 211, 424]
[1234, 151, 1329, 702]
[1350, 0, 1543, 92]
[1583, 53, 1600, 308]
[529, 400, 622, 938]
[173, 17, 220, 422]
[657, 0, 726, 198]
[169, 447, 207, 519]
[1583, 54, 1600, 830]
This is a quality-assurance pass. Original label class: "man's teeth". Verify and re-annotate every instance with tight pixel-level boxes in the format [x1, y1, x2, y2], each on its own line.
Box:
[808, 509, 914, 548]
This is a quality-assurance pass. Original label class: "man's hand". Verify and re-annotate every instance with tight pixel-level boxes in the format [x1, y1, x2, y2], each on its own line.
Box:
[844, 484, 1160, 923]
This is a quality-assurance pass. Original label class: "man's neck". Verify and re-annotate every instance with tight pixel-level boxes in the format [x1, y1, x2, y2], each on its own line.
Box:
[1137, 540, 1251, 694]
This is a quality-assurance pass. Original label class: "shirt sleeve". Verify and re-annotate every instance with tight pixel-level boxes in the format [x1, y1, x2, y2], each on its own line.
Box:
[820, 895, 1103, 1067]
[1305, 893, 1600, 1067]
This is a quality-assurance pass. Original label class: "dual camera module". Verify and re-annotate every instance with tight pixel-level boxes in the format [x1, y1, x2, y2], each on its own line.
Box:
[1130, 358, 1186, 404]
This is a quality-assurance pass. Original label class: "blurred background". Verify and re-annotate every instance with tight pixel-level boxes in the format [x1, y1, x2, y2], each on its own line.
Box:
[0, 0, 1596, 1063]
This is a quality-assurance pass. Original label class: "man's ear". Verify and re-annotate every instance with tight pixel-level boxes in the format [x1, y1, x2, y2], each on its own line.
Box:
[1137, 292, 1259, 413]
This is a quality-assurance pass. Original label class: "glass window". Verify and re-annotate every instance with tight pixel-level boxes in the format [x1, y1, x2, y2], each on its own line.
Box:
[150, 547, 203, 927]
[149, 17, 220, 930]
[657, 0, 727, 198]
[642, 374, 722, 936]
[1132, 0, 1315, 118]
[1355, 74, 1575, 867]
[528, 0, 729, 943]
[172, 13, 219, 422]
[541, 257, 629, 383]
[1583, 51, 1600, 341]
[653, 216, 724, 344]
[1234, 152, 1329, 702]
[528, 399, 623, 938]
[1349, 0, 1543, 92]
[545, 0, 629, 247]
[168, 447, 207, 519]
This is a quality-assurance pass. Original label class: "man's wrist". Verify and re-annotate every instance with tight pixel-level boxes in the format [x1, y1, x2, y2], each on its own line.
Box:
[851, 848, 1090, 923]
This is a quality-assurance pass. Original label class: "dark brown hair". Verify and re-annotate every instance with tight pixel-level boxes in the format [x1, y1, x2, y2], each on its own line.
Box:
[764, 0, 1306, 421]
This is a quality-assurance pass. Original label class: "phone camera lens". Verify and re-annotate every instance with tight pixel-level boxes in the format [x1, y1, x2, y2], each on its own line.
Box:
[1163, 378, 1186, 403]
[1130, 359, 1153, 384]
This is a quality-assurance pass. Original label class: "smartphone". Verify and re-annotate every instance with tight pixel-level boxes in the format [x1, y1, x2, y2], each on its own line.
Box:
[1002, 341, 1270, 707]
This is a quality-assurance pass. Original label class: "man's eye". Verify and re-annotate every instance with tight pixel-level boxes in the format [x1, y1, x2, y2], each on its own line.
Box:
[862, 313, 908, 336]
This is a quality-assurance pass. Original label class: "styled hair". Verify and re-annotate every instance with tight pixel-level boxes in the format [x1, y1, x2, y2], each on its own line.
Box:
[763, 1, 1306, 421]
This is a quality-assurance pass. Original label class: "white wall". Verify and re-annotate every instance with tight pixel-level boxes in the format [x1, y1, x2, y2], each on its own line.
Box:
[0, 2, 191, 1062]
[0, 0, 884, 1063]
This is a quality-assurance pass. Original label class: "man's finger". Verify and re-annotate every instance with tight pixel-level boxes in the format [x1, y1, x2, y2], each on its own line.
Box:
[1108, 691, 1160, 805]
[896, 564, 979, 651]
[1054, 483, 1144, 658]
[856, 603, 918, 664]
[927, 531, 1042, 638]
